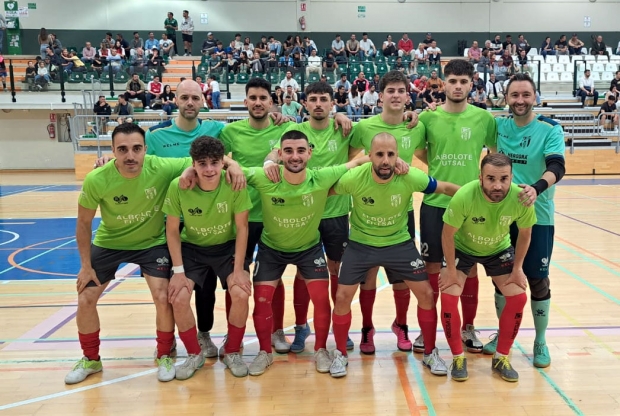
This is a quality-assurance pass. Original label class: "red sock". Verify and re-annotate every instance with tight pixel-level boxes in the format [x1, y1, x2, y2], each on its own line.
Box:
[225, 291, 232, 322]
[428, 273, 440, 304]
[417, 306, 438, 355]
[156, 330, 175, 359]
[359, 288, 376, 328]
[440, 293, 463, 355]
[307, 280, 331, 350]
[272, 283, 285, 332]
[393, 288, 410, 326]
[332, 311, 351, 355]
[252, 285, 276, 353]
[329, 274, 339, 304]
[179, 326, 201, 356]
[460, 276, 479, 329]
[79, 330, 100, 361]
[497, 292, 527, 355]
[225, 323, 246, 354]
[293, 276, 310, 326]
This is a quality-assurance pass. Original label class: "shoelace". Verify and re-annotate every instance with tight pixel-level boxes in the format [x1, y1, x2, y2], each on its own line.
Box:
[399, 324, 410, 341]
[494, 356, 512, 370]
[452, 356, 466, 370]
[158, 357, 173, 371]
[229, 353, 244, 366]
[534, 343, 546, 355]
[73, 359, 87, 370]
[361, 328, 371, 343]
[464, 328, 481, 340]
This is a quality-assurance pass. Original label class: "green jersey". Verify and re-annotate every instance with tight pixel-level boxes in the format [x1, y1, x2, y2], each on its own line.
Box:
[164, 18, 178, 35]
[496, 115, 565, 226]
[162, 173, 252, 246]
[246, 165, 348, 252]
[282, 101, 302, 117]
[220, 119, 289, 222]
[418, 105, 497, 208]
[334, 163, 435, 247]
[443, 181, 537, 257]
[79, 155, 191, 250]
[146, 118, 225, 157]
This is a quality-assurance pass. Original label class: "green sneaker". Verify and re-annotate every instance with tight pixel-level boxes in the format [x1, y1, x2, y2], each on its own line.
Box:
[64, 357, 103, 384]
[156, 355, 176, 382]
[482, 332, 498, 355]
[450, 355, 468, 382]
[492, 355, 519, 382]
[533, 342, 551, 368]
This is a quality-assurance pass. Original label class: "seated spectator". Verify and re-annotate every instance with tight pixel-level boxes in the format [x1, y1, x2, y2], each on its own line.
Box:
[502, 35, 516, 55]
[255, 35, 269, 57]
[284, 85, 298, 102]
[303, 36, 317, 57]
[224, 52, 238, 73]
[591, 35, 609, 57]
[500, 49, 513, 68]
[130, 32, 143, 54]
[49, 33, 63, 55]
[409, 75, 425, 104]
[212, 41, 226, 59]
[369, 73, 381, 91]
[346, 34, 363, 59]
[335, 74, 351, 93]
[420, 33, 435, 49]
[159, 84, 176, 115]
[515, 35, 531, 55]
[332, 34, 346, 58]
[124, 73, 147, 108]
[427, 41, 442, 64]
[306, 49, 322, 78]
[397, 33, 414, 58]
[362, 84, 379, 115]
[116, 33, 130, 57]
[129, 48, 148, 75]
[224, 40, 238, 58]
[91, 53, 104, 74]
[348, 84, 363, 120]
[428, 70, 444, 91]
[282, 36, 294, 56]
[144, 32, 160, 52]
[60, 49, 73, 74]
[468, 41, 482, 63]
[101, 32, 113, 49]
[382, 35, 398, 57]
[249, 51, 265, 74]
[598, 95, 618, 130]
[490, 35, 504, 56]
[568, 34, 585, 55]
[392, 56, 406, 73]
[114, 94, 135, 124]
[359, 33, 376, 58]
[471, 72, 485, 92]
[413, 43, 428, 73]
[477, 49, 493, 74]
[333, 85, 350, 115]
[65, 52, 86, 73]
[372, 99, 384, 115]
[34, 60, 50, 88]
[471, 84, 488, 109]
[242, 42, 254, 60]
[609, 71, 620, 99]
[517, 50, 529, 69]
[555, 35, 569, 55]
[98, 43, 110, 59]
[25, 60, 37, 90]
[280, 70, 299, 92]
[271, 86, 284, 108]
[281, 94, 303, 122]
[404, 95, 415, 111]
[354, 72, 369, 95]
[160, 33, 174, 57]
[422, 84, 445, 110]
[483, 40, 492, 53]
[104, 49, 123, 74]
[202, 32, 218, 55]
[146, 48, 165, 75]
[145, 75, 163, 109]
[81, 42, 96, 63]
[577, 69, 598, 107]
[232, 33, 243, 51]
[93, 95, 111, 133]
[238, 51, 251, 74]
[291, 51, 305, 71]
[278, 51, 294, 70]
[268, 36, 282, 56]
[486, 73, 505, 107]
[265, 51, 279, 71]
[540, 37, 555, 58]
[323, 52, 338, 73]
[113, 40, 126, 59]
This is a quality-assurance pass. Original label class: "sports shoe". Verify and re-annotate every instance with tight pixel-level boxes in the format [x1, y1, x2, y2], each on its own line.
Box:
[174, 354, 205, 380]
[413, 333, 425, 353]
[330, 350, 348, 378]
[145, 106, 150, 110]
[346, 337, 354, 350]
[217, 335, 245, 358]
[153, 338, 177, 360]
[156, 355, 176, 382]
[271, 329, 291, 353]
[461, 324, 483, 353]
[482, 332, 498, 355]
[315, 348, 332, 373]
[492, 355, 519, 382]
[422, 347, 448, 376]
[391, 320, 413, 351]
[64, 357, 103, 384]
[198, 331, 218, 358]
[223, 352, 249, 377]
[360, 327, 376, 355]
[450, 355, 469, 382]
[533, 342, 551, 368]
[290, 323, 311, 353]
[249, 351, 274, 376]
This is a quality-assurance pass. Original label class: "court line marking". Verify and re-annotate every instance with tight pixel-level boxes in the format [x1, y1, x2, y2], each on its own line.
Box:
[394, 356, 423, 416]
[406, 354, 436, 416]
[0, 230, 19, 247]
[556, 211, 620, 238]
[0, 222, 35, 225]
[6, 236, 79, 277]
[0, 237, 78, 276]
[0, 185, 59, 197]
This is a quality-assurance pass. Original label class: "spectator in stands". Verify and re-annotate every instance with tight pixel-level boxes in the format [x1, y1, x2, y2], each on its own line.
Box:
[91, 54, 104, 74]
[160, 84, 176, 115]
[398, 33, 414, 58]
[102, 32, 113, 49]
[516, 35, 531, 55]
[477, 49, 493, 73]
[422, 84, 445, 109]
[125, 73, 147, 107]
[265, 51, 278, 71]
[25, 60, 37, 91]
[568, 34, 585, 55]
[211, 41, 225, 59]
[420, 33, 435, 49]
[238, 51, 250, 74]
[354, 72, 369, 95]
[116, 33, 130, 57]
[35, 60, 50, 89]
[413, 75, 428, 98]
[284, 85, 298, 102]
[404, 95, 415, 111]
[49, 34, 63, 55]
[360, 33, 376, 58]
[471, 71, 485, 92]
[146, 48, 165, 75]
[369, 73, 381, 91]
[282, 36, 294, 55]
[114, 95, 134, 124]
[160, 34, 174, 58]
[268, 36, 282, 56]
[306, 49, 322, 78]
[372, 99, 383, 115]
[208, 75, 221, 109]
[271, 86, 283, 108]
[181, 10, 195, 55]
[280, 70, 299, 92]
[555, 35, 569, 55]
[38, 28, 50, 59]
[59, 49, 73, 74]
[609, 71, 620, 100]
[82, 42, 96, 63]
[282, 94, 303, 122]
[598, 95, 618, 130]
[427, 40, 442, 64]
[164, 12, 178, 55]
[409, 76, 422, 105]
[577, 69, 598, 107]
[468, 41, 482, 63]
[540, 37, 555, 58]
[333, 85, 350, 115]
[471, 84, 488, 109]
[335, 74, 351, 93]
[224, 52, 239, 73]
[104, 49, 122, 74]
[249, 51, 265, 74]
[291, 50, 305, 71]
[500, 48, 514, 67]
[145, 75, 163, 109]
[486, 73, 505, 107]
[255, 36, 269, 57]
[93, 95, 111, 133]
[591, 35, 609, 57]
[490, 34, 503, 56]
[65, 52, 86, 73]
[129, 48, 147, 75]
[428, 70, 444, 92]
[332, 34, 346, 59]
[517, 50, 529, 69]
[113, 40, 126, 59]
[413, 43, 429, 67]
[362, 84, 379, 115]
[348, 84, 363, 120]
[501, 35, 515, 55]
[383, 35, 398, 57]
[483, 40, 492, 52]
[303, 36, 317, 56]
[242, 42, 254, 59]
[393, 56, 406, 73]
[346, 34, 363, 59]
[278, 51, 293, 69]
[230, 33, 242, 51]
[292, 35, 304, 55]
[98, 43, 110, 59]
[323, 52, 338, 73]
[144, 32, 159, 53]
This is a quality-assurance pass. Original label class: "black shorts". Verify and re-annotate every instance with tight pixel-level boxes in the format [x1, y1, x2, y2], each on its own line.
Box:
[253, 241, 328, 282]
[407, 209, 416, 242]
[246, 222, 264, 263]
[510, 223, 554, 279]
[182, 240, 250, 289]
[182, 34, 193, 43]
[420, 202, 445, 263]
[339, 240, 428, 285]
[449, 246, 515, 277]
[319, 215, 349, 262]
[90, 244, 170, 286]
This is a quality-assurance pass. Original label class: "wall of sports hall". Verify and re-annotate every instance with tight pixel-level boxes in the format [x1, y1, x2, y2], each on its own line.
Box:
[0, 0, 618, 171]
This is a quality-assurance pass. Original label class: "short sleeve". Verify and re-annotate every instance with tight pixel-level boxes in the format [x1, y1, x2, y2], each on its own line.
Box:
[78, 175, 101, 210]
[442, 190, 467, 229]
[485, 114, 498, 149]
[543, 125, 565, 158]
[213, 121, 225, 138]
[159, 156, 193, 180]
[162, 179, 182, 217]
[333, 169, 355, 195]
[233, 188, 253, 214]
[243, 166, 266, 188]
[349, 122, 364, 150]
[404, 168, 431, 193]
[516, 206, 537, 229]
[317, 164, 348, 188]
[145, 129, 156, 155]
[219, 125, 233, 154]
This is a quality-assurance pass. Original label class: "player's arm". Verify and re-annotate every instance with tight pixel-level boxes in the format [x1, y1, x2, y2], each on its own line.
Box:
[333, 112, 352, 136]
[439, 223, 461, 291]
[504, 226, 531, 290]
[228, 210, 252, 296]
[433, 180, 460, 197]
[165, 214, 193, 303]
[221, 155, 246, 191]
[348, 145, 363, 161]
[414, 149, 428, 165]
[75, 204, 99, 293]
[519, 154, 565, 207]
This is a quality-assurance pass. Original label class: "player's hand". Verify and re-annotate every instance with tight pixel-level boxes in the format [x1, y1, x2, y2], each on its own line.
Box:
[518, 184, 537, 207]
[227, 270, 252, 296]
[504, 268, 528, 290]
[438, 268, 461, 291]
[94, 155, 113, 168]
[168, 272, 193, 303]
[264, 162, 281, 183]
[333, 112, 352, 136]
[403, 111, 419, 129]
[225, 162, 247, 191]
[394, 157, 410, 175]
[179, 167, 198, 190]
[269, 112, 290, 126]
[428, 102, 437, 111]
[76, 266, 100, 294]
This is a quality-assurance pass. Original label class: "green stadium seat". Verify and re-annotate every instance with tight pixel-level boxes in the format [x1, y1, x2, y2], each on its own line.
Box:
[226, 72, 235, 84]
[268, 71, 280, 84]
[376, 63, 389, 75]
[236, 73, 249, 84]
[363, 62, 375, 74]
[308, 73, 320, 83]
[68, 72, 84, 83]
[325, 72, 335, 84]
[114, 71, 130, 83]
[84, 71, 99, 82]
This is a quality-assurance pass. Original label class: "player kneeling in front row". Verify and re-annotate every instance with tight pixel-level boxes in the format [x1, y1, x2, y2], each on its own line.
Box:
[439, 153, 536, 382]
[164, 136, 253, 379]
[329, 133, 460, 378]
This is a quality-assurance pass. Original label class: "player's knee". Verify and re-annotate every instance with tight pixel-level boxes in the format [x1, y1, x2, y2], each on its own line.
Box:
[528, 277, 550, 301]
[77, 290, 99, 309]
[152, 289, 170, 308]
[335, 288, 352, 306]
[171, 291, 190, 310]
[230, 287, 249, 304]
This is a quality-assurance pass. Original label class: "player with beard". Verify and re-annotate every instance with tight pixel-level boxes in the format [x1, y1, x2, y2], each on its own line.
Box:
[440, 153, 536, 382]
[329, 133, 459, 378]
[484, 73, 565, 369]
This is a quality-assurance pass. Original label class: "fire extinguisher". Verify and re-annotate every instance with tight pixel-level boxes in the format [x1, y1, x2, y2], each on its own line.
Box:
[299, 16, 306, 31]
[47, 123, 56, 139]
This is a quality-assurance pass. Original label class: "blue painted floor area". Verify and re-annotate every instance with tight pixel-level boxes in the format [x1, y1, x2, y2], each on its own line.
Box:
[0, 185, 82, 197]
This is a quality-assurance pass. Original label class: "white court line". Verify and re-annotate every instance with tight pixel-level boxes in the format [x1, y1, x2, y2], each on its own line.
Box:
[0, 238, 77, 276]
[0, 230, 20, 247]
[1, 281, 9, 285]
[0, 185, 59, 197]
[0, 222, 35, 225]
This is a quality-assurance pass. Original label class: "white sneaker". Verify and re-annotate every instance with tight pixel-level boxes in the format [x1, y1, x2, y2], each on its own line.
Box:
[64, 357, 102, 384]
[271, 329, 291, 353]
[329, 350, 348, 378]
[413, 333, 425, 353]
[156, 355, 176, 382]
[144, 106, 150, 109]
[314, 348, 332, 373]
[218, 335, 245, 357]
[461, 324, 483, 353]
[198, 331, 218, 358]
[153, 338, 177, 360]
[223, 352, 249, 377]
[422, 348, 448, 376]
[248, 351, 274, 376]
[175, 354, 205, 380]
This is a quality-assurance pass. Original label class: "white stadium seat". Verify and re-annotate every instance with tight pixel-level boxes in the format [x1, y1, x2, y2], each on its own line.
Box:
[552, 63, 564, 73]
[531, 55, 544, 63]
[602, 72, 614, 81]
[527, 48, 538, 56]
[540, 63, 552, 73]
[592, 63, 605, 72]
[584, 55, 596, 62]
[545, 55, 558, 64]
[546, 72, 559, 82]
[558, 55, 570, 64]
[590, 72, 601, 81]
[596, 55, 609, 63]
[560, 72, 573, 82]
[605, 63, 617, 72]
[463, 48, 469, 57]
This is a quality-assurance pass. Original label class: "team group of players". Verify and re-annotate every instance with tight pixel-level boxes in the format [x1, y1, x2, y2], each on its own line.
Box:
[65, 59, 565, 386]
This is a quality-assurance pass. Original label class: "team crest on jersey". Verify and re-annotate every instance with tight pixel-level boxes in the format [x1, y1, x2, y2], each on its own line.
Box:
[217, 202, 228, 213]
[401, 136, 411, 149]
[390, 194, 402, 207]
[499, 216, 512, 226]
[499, 252, 512, 262]
[520, 136, 532, 148]
[362, 196, 375, 205]
[188, 207, 203, 216]
[269, 139, 278, 148]
[164, 197, 171, 206]
[410, 259, 424, 269]
[302, 194, 314, 207]
[144, 187, 157, 199]
[113, 195, 129, 204]
[460, 127, 471, 141]
[327, 140, 338, 152]
[154, 205, 160, 212]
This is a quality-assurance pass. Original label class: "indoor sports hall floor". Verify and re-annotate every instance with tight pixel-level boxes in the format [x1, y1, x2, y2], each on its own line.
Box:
[0, 172, 619, 416]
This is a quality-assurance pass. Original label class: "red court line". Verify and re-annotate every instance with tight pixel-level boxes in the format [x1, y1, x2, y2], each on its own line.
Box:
[393, 355, 424, 416]
[8, 236, 77, 277]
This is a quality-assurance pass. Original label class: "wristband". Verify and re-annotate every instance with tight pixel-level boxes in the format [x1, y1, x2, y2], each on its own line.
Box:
[263, 160, 276, 166]
[530, 179, 549, 196]
[172, 265, 185, 274]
